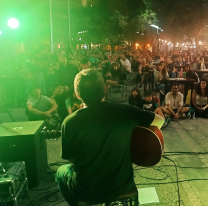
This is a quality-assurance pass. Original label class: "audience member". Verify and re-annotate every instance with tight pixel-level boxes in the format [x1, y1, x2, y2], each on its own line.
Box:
[26, 85, 58, 127]
[120, 53, 132, 73]
[65, 91, 83, 115]
[152, 92, 160, 108]
[141, 91, 171, 128]
[51, 85, 70, 122]
[161, 83, 193, 119]
[137, 58, 151, 91]
[192, 78, 208, 117]
[154, 62, 168, 95]
[128, 87, 142, 107]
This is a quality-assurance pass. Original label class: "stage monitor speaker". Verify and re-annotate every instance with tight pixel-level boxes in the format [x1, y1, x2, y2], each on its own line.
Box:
[0, 121, 47, 188]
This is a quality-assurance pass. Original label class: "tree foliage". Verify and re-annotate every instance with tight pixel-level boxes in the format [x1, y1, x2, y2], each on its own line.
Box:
[144, 0, 208, 52]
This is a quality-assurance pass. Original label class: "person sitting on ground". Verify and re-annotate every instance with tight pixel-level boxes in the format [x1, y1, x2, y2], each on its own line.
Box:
[137, 58, 151, 91]
[65, 90, 83, 115]
[26, 85, 58, 126]
[128, 87, 142, 107]
[55, 69, 164, 206]
[80, 58, 90, 71]
[152, 92, 160, 108]
[154, 62, 169, 95]
[192, 78, 208, 117]
[160, 83, 193, 119]
[50, 85, 70, 123]
[141, 91, 171, 128]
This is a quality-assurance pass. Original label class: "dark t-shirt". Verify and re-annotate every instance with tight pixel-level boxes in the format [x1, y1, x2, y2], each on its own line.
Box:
[62, 102, 155, 202]
[141, 100, 156, 112]
[141, 66, 149, 73]
[54, 92, 69, 121]
[111, 69, 125, 83]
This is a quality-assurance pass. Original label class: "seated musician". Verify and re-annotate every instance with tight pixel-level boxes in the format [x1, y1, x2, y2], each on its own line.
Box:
[160, 83, 194, 119]
[55, 69, 164, 206]
[26, 85, 58, 126]
[141, 91, 171, 128]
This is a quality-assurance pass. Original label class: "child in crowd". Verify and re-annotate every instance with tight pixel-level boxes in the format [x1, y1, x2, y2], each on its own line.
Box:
[140, 91, 171, 128]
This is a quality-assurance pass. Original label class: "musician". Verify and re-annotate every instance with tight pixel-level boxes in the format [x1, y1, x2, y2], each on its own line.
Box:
[55, 69, 164, 206]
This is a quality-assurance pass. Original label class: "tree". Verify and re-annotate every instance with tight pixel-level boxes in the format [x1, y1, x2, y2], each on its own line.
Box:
[145, 0, 208, 53]
[104, 10, 128, 49]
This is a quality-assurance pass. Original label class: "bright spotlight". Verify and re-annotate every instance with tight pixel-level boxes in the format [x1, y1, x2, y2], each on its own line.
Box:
[8, 18, 19, 29]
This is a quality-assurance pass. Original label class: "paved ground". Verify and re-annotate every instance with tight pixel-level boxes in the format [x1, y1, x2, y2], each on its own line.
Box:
[1, 83, 208, 206]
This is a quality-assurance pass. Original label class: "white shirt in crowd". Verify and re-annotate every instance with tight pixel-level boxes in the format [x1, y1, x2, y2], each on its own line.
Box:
[165, 92, 183, 109]
[120, 59, 131, 73]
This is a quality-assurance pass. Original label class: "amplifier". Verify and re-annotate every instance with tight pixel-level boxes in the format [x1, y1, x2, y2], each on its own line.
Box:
[0, 161, 28, 206]
[0, 121, 48, 188]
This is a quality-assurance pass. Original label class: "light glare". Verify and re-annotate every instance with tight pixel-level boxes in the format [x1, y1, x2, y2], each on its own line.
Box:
[8, 18, 19, 29]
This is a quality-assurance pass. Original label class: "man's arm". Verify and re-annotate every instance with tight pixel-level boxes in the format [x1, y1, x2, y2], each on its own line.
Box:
[27, 104, 45, 115]
[177, 105, 182, 114]
[48, 100, 58, 113]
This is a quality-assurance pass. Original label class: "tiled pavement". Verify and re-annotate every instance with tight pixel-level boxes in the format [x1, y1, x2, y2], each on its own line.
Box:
[1, 84, 208, 206]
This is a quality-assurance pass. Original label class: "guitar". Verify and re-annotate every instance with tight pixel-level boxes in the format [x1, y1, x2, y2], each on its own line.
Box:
[130, 126, 164, 167]
[41, 126, 164, 167]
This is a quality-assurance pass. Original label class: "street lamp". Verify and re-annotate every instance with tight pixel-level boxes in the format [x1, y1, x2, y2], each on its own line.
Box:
[150, 24, 162, 51]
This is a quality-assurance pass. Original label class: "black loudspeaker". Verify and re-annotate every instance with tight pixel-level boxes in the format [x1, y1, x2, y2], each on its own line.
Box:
[0, 121, 48, 188]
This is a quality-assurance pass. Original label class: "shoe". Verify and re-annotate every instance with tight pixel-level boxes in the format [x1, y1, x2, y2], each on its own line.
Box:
[160, 89, 165, 96]
[162, 118, 171, 128]
[191, 112, 195, 119]
[186, 111, 191, 119]
[164, 114, 171, 118]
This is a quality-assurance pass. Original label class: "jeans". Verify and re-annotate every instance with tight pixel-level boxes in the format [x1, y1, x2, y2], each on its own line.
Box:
[55, 164, 79, 206]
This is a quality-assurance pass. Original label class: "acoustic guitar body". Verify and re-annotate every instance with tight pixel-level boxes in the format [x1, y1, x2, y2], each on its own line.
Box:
[130, 126, 164, 167]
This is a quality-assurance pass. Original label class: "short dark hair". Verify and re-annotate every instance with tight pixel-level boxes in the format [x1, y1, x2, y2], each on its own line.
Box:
[171, 83, 179, 89]
[74, 69, 105, 106]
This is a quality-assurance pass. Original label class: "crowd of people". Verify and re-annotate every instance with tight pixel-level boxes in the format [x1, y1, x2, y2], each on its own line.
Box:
[1, 46, 208, 128]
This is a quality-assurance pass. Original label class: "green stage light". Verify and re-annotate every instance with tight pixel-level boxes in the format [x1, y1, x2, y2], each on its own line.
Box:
[0, 31, 2, 34]
[8, 18, 19, 29]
